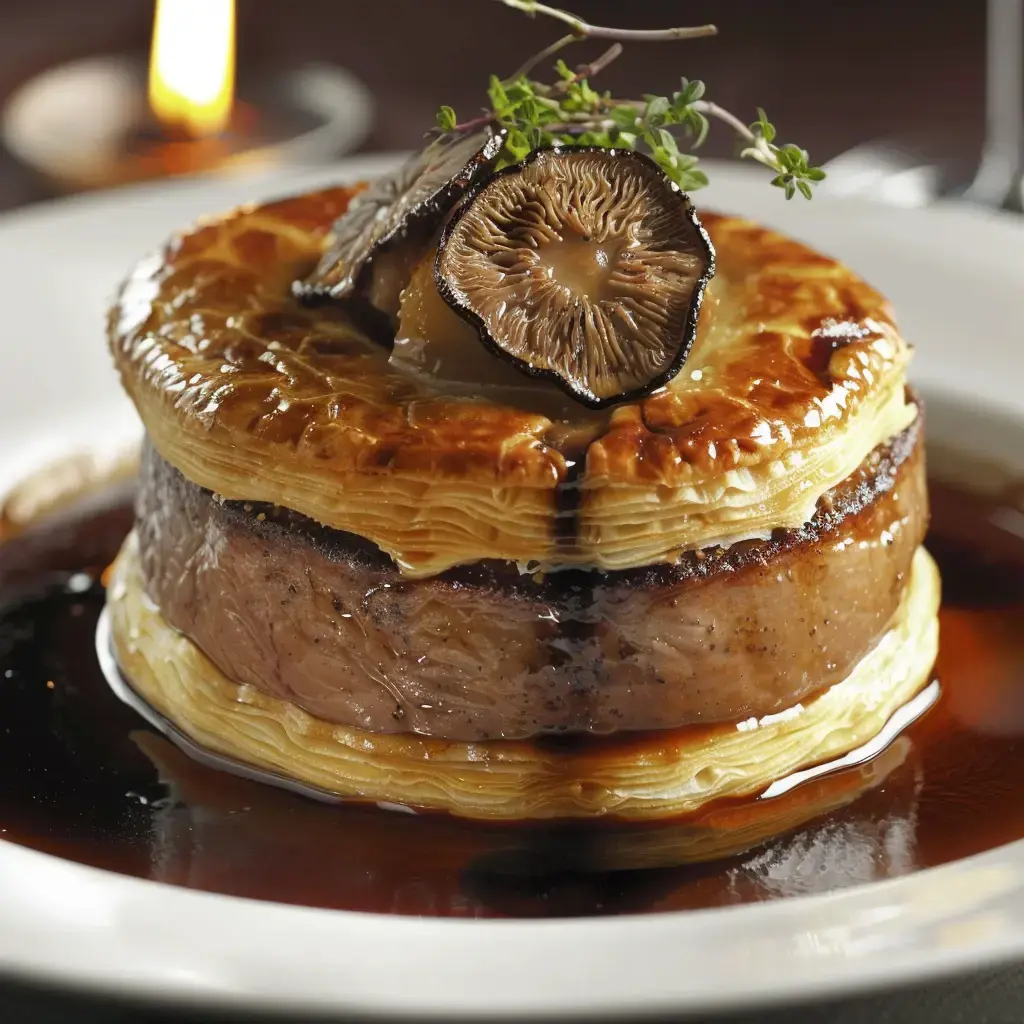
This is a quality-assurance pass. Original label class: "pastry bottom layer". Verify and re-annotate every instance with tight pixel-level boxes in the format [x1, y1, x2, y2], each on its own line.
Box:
[108, 537, 940, 822]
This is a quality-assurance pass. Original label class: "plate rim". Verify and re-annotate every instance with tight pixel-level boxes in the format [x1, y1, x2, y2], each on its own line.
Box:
[2, 834, 1024, 1020]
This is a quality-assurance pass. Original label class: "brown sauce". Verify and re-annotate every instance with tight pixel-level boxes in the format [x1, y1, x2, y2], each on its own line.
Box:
[1, 475, 1023, 918]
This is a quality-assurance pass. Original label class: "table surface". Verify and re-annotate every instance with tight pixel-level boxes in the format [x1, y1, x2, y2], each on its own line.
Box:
[0, 1, 1016, 1020]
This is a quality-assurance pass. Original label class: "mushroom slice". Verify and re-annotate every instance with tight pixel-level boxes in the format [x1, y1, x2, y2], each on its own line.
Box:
[434, 147, 715, 408]
[297, 128, 506, 311]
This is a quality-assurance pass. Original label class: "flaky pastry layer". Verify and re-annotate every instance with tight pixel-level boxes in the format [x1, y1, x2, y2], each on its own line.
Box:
[109, 536, 939, 821]
[109, 188, 914, 575]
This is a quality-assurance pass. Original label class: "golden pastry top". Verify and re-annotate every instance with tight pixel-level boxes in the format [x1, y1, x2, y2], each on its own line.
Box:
[109, 185, 914, 576]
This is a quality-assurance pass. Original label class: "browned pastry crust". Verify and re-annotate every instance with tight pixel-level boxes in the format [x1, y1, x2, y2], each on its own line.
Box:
[134, 414, 925, 741]
[109, 187, 914, 576]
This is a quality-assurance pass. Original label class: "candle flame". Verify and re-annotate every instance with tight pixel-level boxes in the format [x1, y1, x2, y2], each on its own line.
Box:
[149, 0, 235, 138]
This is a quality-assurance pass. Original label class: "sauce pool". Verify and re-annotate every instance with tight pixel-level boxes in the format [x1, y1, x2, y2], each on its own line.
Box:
[0, 475, 1023, 918]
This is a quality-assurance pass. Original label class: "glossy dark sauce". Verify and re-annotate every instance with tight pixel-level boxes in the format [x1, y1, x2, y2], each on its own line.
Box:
[1, 476, 1024, 917]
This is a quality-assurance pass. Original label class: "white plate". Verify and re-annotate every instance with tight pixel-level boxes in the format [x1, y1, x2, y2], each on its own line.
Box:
[0, 158, 1023, 1021]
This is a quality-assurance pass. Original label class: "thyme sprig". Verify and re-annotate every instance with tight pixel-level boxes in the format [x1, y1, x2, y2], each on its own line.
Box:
[435, 1, 824, 199]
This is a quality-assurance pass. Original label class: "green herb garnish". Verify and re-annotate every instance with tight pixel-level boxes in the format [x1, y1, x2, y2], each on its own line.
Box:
[435, 0, 825, 199]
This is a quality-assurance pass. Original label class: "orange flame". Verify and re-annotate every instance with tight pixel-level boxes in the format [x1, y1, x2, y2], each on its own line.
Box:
[148, 0, 235, 138]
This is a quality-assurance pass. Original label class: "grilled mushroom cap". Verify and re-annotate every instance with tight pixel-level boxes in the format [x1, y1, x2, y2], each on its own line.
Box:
[297, 128, 506, 312]
[434, 147, 715, 408]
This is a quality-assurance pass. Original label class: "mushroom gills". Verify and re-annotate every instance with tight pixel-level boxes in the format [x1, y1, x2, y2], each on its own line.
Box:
[390, 249, 613, 427]
[434, 147, 716, 409]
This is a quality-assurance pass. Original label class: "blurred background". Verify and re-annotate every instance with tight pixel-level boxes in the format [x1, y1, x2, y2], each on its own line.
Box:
[0, 0, 1004, 213]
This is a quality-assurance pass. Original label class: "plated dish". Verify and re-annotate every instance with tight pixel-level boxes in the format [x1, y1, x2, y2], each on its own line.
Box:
[2, 8, 1024, 1017]
[1, 157, 1024, 1020]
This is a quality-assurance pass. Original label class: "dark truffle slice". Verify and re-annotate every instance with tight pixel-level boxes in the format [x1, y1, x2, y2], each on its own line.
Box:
[434, 147, 715, 408]
[297, 129, 506, 312]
